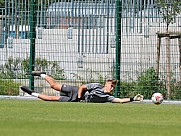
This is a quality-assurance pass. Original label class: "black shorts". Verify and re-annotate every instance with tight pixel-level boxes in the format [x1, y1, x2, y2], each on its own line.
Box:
[58, 84, 78, 102]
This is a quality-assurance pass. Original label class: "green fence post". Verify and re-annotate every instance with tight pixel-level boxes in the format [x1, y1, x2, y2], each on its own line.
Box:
[29, 0, 36, 90]
[115, 0, 122, 98]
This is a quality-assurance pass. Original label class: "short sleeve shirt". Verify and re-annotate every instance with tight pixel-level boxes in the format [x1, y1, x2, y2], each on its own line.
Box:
[84, 83, 115, 103]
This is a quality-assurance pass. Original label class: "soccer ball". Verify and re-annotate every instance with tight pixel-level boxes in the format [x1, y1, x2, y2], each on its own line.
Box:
[151, 93, 163, 105]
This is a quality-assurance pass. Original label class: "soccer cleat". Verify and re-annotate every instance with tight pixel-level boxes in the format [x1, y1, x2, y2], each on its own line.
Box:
[133, 94, 144, 102]
[21, 86, 34, 95]
[26, 71, 46, 76]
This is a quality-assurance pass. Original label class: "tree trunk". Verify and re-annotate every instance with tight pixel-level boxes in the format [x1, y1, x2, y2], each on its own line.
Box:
[156, 37, 161, 77]
[166, 36, 171, 100]
[179, 38, 181, 84]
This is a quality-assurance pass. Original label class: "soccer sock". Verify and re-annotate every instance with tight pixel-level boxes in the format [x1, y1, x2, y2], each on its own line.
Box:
[40, 74, 47, 78]
[31, 92, 39, 98]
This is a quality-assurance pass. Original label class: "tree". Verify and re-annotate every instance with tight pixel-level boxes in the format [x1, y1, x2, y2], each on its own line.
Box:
[0, 0, 4, 7]
[156, 0, 181, 31]
[156, 0, 181, 99]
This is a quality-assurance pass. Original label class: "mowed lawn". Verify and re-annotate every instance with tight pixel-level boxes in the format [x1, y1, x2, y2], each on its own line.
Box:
[0, 99, 180, 136]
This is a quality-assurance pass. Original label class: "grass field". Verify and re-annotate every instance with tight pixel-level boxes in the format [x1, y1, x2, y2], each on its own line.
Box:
[0, 100, 180, 136]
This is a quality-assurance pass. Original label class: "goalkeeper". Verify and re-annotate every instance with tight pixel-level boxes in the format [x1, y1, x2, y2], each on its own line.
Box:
[21, 71, 143, 103]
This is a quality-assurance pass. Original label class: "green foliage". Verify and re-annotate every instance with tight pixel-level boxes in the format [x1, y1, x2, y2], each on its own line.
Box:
[120, 67, 167, 99]
[0, 56, 66, 95]
[0, 0, 4, 7]
[156, 0, 181, 31]
[0, 56, 66, 80]
[170, 81, 181, 100]
[136, 67, 160, 91]
[120, 81, 136, 98]
[0, 57, 22, 79]
[0, 79, 20, 95]
[35, 58, 49, 71]
[50, 61, 66, 80]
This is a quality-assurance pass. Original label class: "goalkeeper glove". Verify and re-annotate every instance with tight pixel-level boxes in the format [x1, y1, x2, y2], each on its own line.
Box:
[130, 94, 144, 102]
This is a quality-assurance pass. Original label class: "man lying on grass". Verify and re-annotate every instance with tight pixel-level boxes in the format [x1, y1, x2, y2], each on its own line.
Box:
[21, 71, 143, 103]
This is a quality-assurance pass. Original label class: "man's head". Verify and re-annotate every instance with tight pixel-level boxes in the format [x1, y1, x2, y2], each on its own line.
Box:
[104, 78, 118, 93]
[106, 79, 118, 85]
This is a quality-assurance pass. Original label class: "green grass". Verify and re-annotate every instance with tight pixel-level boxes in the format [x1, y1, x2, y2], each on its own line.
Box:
[0, 100, 180, 136]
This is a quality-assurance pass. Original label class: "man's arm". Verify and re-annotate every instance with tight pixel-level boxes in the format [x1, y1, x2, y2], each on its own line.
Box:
[111, 98, 131, 103]
[111, 94, 144, 103]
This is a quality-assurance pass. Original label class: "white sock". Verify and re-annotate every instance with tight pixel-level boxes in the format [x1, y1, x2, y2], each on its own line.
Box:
[40, 74, 47, 78]
[31, 92, 39, 97]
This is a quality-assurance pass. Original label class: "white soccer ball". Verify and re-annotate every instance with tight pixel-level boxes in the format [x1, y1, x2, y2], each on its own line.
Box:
[151, 93, 164, 105]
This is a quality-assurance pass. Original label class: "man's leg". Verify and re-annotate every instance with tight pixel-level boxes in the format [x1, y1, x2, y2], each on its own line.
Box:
[27, 71, 62, 91]
[21, 86, 61, 101]
[37, 94, 61, 101]
[43, 75, 62, 91]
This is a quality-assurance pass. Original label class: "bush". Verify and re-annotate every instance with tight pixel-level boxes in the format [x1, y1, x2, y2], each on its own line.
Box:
[134, 67, 164, 99]
[0, 79, 20, 95]
[119, 81, 137, 98]
[119, 67, 168, 99]
[0, 56, 67, 80]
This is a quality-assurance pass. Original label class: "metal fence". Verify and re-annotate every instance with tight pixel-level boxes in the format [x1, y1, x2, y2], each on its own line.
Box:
[0, 0, 181, 100]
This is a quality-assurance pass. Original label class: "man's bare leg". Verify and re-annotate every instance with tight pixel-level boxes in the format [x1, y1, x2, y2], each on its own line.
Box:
[24, 71, 63, 101]
[37, 94, 61, 101]
[41, 74, 62, 91]
[21, 86, 61, 101]
[27, 71, 62, 92]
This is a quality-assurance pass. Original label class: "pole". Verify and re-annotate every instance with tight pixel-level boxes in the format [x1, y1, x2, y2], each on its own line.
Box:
[115, 0, 122, 98]
[29, 0, 36, 90]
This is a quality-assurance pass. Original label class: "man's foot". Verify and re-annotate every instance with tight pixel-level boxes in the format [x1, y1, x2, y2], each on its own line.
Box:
[21, 86, 34, 95]
[133, 94, 144, 102]
[26, 71, 46, 76]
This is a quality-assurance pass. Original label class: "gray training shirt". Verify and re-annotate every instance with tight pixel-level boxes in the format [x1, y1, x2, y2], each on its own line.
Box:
[84, 83, 115, 103]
